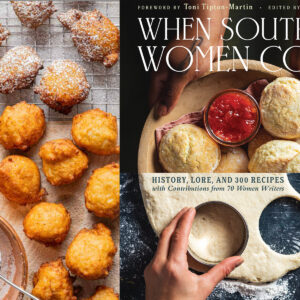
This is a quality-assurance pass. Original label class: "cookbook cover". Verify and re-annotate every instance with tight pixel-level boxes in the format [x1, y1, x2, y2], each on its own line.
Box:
[121, 0, 300, 299]
[0, 1, 119, 299]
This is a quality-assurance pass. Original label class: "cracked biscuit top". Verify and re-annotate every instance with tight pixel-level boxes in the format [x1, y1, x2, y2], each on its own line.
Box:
[260, 77, 300, 139]
[0, 46, 42, 94]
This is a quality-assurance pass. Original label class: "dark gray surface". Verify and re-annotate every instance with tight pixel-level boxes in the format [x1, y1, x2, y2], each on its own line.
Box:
[120, 174, 300, 300]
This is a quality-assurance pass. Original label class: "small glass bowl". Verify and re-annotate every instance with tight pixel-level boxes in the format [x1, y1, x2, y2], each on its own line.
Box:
[204, 89, 261, 147]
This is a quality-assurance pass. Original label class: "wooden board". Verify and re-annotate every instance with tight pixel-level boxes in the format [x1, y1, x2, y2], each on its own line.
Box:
[138, 60, 295, 173]
[0, 121, 119, 299]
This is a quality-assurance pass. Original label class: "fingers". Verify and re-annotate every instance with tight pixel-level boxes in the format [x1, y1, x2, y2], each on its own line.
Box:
[168, 207, 196, 262]
[154, 74, 188, 118]
[154, 207, 189, 261]
[201, 256, 244, 290]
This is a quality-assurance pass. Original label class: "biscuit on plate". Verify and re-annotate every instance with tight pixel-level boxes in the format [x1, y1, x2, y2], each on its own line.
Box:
[247, 128, 275, 159]
[84, 286, 119, 300]
[215, 147, 249, 173]
[34, 60, 90, 114]
[260, 77, 300, 139]
[85, 163, 120, 219]
[248, 140, 300, 172]
[72, 109, 119, 155]
[158, 124, 220, 172]
[32, 258, 76, 300]
[0, 23, 9, 46]
[66, 223, 117, 280]
[0, 155, 45, 204]
[0, 101, 45, 151]
[24, 202, 71, 245]
[286, 153, 300, 173]
[39, 139, 88, 186]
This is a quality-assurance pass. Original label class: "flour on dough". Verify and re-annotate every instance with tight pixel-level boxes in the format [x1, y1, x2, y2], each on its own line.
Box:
[139, 173, 300, 283]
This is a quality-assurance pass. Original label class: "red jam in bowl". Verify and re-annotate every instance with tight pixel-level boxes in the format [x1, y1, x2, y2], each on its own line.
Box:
[207, 91, 258, 143]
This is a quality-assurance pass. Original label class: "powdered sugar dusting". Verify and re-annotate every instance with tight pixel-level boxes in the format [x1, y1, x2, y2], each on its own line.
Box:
[0, 46, 42, 94]
[11, 1, 56, 29]
[0, 23, 9, 46]
[211, 274, 296, 300]
[34, 59, 90, 114]
[58, 9, 120, 67]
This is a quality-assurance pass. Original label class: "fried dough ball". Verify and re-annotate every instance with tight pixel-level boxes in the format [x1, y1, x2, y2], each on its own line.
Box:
[0, 155, 45, 204]
[84, 286, 119, 300]
[247, 128, 274, 159]
[0, 23, 9, 46]
[66, 223, 117, 280]
[215, 147, 249, 173]
[39, 139, 88, 186]
[72, 109, 120, 155]
[11, 1, 56, 29]
[260, 77, 300, 139]
[58, 9, 119, 67]
[0, 46, 42, 94]
[286, 154, 300, 172]
[24, 202, 71, 245]
[159, 124, 221, 172]
[85, 163, 120, 219]
[34, 60, 90, 114]
[248, 140, 300, 173]
[0, 101, 45, 151]
[32, 258, 76, 300]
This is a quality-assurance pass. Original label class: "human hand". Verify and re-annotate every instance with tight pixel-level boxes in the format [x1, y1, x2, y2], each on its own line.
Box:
[149, 1, 229, 118]
[144, 207, 244, 300]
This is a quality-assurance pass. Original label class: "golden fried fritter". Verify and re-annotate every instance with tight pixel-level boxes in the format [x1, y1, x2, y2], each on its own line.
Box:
[24, 202, 71, 245]
[72, 109, 119, 155]
[66, 223, 117, 280]
[0, 101, 45, 151]
[0, 46, 43, 94]
[58, 9, 119, 67]
[85, 163, 119, 219]
[0, 155, 45, 204]
[39, 139, 88, 186]
[84, 286, 119, 300]
[32, 258, 76, 300]
[0, 23, 9, 46]
[11, 1, 56, 29]
[34, 60, 90, 114]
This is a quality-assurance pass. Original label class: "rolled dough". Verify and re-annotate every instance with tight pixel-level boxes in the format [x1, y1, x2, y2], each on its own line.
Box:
[139, 173, 300, 283]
